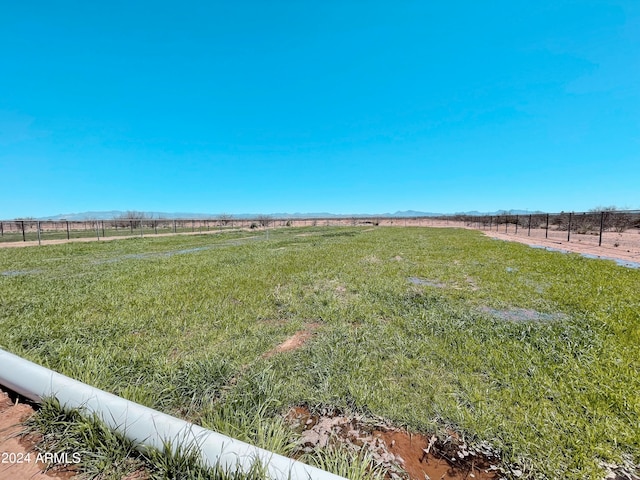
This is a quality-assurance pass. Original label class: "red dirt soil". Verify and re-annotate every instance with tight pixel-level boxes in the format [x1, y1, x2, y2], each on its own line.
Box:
[286, 406, 500, 480]
[374, 429, 496, 480]
[263, 323, 321, 358]
[0, 388, 75, 480]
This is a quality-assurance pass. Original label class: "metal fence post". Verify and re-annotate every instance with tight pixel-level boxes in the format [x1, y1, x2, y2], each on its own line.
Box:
[102, 221, 105, 238]
[21, 221, 26, 242]
[130, 220, 134, 234]
[599, 211, 604, 246]
[66, 221, 70, 240]
[528, 214, 532, 236]
[0, 222, 3, 237]
[96, 221, 100, 240]
[173, 220, 177, 233]
[37, 221, 41, 245]
[567, 212, 572, 242]
[545, 214, 549, 239]
[515, 215, 519, 234]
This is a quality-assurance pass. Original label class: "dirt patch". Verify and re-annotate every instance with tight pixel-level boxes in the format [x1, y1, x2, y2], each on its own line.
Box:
[362, 255, 382, 264]
[1, 269, 42, 277]
[0, 388, 76, 479]
[263, 323, 321, 358]
[480, 229, 640, 267]
[408, 277, 447, 288]
[286, 406, 503, 480]
[479, 306, 567, 323]
[465, 276, 479, 291]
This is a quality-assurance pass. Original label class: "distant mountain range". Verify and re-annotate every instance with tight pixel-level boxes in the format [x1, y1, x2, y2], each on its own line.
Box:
[31, 209, 542, 221]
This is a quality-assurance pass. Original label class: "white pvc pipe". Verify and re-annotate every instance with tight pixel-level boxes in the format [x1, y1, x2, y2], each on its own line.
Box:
[0, 348, 346, 480]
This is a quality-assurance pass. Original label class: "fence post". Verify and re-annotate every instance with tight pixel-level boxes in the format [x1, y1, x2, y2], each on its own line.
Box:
[130, 220, 134, 234]
[96, 221, 100, 240]
[0, 222, 3, 237]
[154, 221, 158, 235]
[37, 221, 41, 246]
[140, 219, 144, 238]
[567, 212, 572, 242]
[515, 215, 519, 234]
[599, 211, 604, 246]
[505, 216, 508, 233]
[102, 221, 105, 238]
[173, 220, 177, 233]
[528, 214, 532, 236]
[21, 221, 26, 242]
[66, 221, 70, 240]
[545, 214, 549, 239]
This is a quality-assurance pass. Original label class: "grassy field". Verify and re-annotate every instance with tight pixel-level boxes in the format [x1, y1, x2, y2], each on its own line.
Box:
[1, 226, 638, 479]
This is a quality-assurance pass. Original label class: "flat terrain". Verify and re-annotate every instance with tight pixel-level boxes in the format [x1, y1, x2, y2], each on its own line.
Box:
[0, 227, 638, 479]
[4, 219, 639, 267]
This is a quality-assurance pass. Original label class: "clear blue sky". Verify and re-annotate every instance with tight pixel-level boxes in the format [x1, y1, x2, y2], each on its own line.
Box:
[1, 1, 638, 218]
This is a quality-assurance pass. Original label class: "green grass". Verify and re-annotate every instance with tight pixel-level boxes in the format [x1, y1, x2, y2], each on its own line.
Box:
[2, 226, 639, 479]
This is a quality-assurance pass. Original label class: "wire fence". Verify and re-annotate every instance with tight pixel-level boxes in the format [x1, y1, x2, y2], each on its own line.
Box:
[452, 210, 640, 252]
[2, 211, 639, 253]
[0, 217, 374, 244]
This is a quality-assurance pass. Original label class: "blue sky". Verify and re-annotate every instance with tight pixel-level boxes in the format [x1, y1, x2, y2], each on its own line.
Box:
[1, 1, 638, 218]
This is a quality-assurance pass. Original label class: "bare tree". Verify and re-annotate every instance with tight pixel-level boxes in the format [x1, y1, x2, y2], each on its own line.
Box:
[256, 215, 271, 227]
[218, 213, 233, 226]
[588, 206, 631, 233]
[114, 211, 148, 228]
